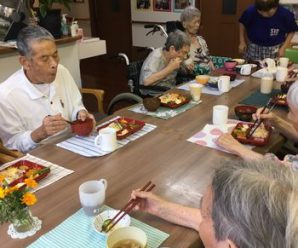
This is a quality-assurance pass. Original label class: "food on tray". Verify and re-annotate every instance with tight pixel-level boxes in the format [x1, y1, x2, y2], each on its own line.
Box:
[98, 118, 145, 140]
[159, 93, 186, 104]
[273, 94, 287, 105]
[0, 160, 50, 186]
[232, 123, 269, 139]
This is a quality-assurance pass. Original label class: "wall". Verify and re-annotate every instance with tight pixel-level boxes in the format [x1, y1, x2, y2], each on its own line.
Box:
[131, 0, 181, 48]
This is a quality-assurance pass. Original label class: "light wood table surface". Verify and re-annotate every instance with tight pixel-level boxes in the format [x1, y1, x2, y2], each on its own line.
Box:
[0, 76, 287, 248]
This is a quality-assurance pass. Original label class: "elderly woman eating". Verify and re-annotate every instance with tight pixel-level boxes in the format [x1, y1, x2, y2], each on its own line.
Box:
[180, 6, 215, 73]
[132, 159, 298, 247]
[217, 81, 298, 168]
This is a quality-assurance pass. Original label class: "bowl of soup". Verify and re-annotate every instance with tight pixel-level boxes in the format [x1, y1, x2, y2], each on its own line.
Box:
[107, 226, 147, 248]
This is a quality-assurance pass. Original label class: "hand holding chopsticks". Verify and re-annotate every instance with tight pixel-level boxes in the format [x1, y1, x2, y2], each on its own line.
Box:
[102, 181, 155, 233]
[247, 98, 276, 138]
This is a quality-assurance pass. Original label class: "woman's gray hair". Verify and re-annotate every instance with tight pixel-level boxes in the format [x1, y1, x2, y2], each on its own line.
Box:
[180, 6, 201, 23]
[212, 159, 298, 248]
[17, 25, 54, 57]
[164, 30, 190, 51]
[287, 81, 298, 109]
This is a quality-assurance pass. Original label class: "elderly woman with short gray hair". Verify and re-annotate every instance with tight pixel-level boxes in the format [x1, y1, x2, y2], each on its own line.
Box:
[139, 30, 191, 96]
[180, 6, 215, 73]
[217, 80, 298, 168]
[132, 159, 298, 247]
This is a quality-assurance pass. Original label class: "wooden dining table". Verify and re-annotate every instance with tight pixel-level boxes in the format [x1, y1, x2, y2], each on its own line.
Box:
[0, 75, 287, 248]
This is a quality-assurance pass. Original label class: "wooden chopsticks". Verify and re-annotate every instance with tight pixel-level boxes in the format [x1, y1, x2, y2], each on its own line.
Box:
[246, 98, 276, 138]
[103, 181, 155, 233]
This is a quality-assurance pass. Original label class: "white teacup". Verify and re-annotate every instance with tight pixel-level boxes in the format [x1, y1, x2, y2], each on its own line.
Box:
[260, 76, 274, 94]
[79, 179, 108, 216]
[213, 105, 229, 126]
[278, 57, 289, 68]
[276, 66, 288, 82]
[94, 127, 118, 152]
[218, 76, 231, 93]
[240, 64, 252, 75]
[189, 83, 203, 102]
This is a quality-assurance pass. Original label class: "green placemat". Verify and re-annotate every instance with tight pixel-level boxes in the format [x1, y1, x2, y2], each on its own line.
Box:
[28, 206, 169, 248]
[129, 101, 201, 120]
[240, 89, 281, 107]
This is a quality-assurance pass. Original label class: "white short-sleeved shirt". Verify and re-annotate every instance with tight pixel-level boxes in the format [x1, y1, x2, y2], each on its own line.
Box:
[0, 64, 86, 153]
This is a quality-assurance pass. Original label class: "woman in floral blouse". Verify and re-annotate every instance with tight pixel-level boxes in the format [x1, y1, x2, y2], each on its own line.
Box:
[180, 6, 215, 74]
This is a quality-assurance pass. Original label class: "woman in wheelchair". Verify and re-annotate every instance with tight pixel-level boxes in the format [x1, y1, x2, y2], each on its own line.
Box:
[180, 6, 215, 75]
[139, 30, 191, 96]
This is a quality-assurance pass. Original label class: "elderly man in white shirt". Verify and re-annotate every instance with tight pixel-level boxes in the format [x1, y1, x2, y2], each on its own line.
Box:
[0, 25, 94, 153]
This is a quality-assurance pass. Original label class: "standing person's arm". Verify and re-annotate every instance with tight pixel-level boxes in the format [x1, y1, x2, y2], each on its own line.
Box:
[239, 23, 247, 54]
[278, 32, 295, 57]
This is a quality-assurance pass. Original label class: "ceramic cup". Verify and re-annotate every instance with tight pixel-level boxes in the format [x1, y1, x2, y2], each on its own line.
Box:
[278, 57, 289, 68]
[218, 75, 231, 93]
[94, 127, 118, 152]
[260, 76, 274, 94]
[240, 64, 252, 75]
[189, 83, 203, 102]
[79, 179, 108, 216]
[276, 66, 288, 82]
[213, 105, 229, 126]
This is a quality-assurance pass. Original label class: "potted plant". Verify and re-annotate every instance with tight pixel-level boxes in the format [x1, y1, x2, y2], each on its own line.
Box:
[38, 0, 71, 18]
[33, 0, 72, 38]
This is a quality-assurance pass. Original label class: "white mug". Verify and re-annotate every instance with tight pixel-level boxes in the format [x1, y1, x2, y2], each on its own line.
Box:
[278, 57, 289, 68]
[79, 179, 108, 216]
[260, 76, 273, 94]
[218, 76, 231, 93]
[94, 127, 118, 152]
[275, 66, 288, 82]
[240, 64, 252, 75]
[189, 83, 203, 102]
[213, 105, 229, 126]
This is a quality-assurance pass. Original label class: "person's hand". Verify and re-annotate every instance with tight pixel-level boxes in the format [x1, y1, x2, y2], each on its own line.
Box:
[216, 133, 245, 155]
[186, 62, 195, 72]
[238, 41, 247, 54]
[253, 107, 275, 121]
[77, 109, 96, 129]
[42, 114, 68, 137]
[131, 190, 166, 215]
[208, 61, 216, 71]
[278, 47, 286, 58]
[168, 57, 182, 71]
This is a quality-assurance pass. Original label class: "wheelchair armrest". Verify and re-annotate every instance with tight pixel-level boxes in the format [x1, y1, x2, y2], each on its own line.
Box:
[80, 88, 105, 114]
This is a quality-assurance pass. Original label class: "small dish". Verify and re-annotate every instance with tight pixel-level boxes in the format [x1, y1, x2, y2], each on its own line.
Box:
[195, 75, 210, 85]
[159, 92, 191, 109]
[234, 105, 257, 122]
[93, 210, 131, 236]
[232, 58, 245, 65]
[71, 118, 94, 136]
[224, 60, 237, 71]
